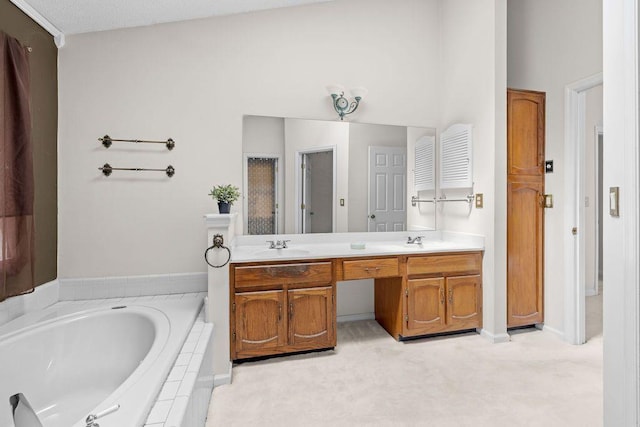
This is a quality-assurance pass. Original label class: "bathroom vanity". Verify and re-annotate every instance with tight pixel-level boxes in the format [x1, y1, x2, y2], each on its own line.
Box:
[228, 233, 483, 361]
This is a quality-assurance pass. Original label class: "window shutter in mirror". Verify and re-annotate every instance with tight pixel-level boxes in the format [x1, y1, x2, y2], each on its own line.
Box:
[440, 124, 473, 189]
[414, 135, 435, 191]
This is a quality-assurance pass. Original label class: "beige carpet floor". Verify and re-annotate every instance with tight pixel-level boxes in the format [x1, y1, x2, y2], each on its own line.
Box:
[207, 313, 603, 427]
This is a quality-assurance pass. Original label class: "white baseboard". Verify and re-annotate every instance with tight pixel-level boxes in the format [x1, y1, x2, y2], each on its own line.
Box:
[214, 361, 233, 386]
[480, 328, 511, 343]
[541, 324, 565, 340]
[337, 312, 375, 323]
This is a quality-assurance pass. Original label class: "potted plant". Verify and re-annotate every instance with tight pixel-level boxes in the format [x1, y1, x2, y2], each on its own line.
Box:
[209, 184, 240, 214]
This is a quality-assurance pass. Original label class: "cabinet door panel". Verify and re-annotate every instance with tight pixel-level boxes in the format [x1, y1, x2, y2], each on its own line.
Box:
[508, 90, 545, 176]
[446, 275, 481, 328]
[507, 180, 544, 327]
[235, 290, 286, 354]
[407, 278, 445, 331]
[288, 287, 334, 348]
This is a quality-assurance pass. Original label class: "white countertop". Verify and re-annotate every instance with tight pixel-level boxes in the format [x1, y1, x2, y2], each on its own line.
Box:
[230, 231, 484, 263]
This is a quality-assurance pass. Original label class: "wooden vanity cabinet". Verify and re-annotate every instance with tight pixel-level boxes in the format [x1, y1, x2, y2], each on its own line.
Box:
[375, 251, 483, 340]
[231, 261, 336, 361]
[404, 275, 482, 337]
[231, 250, 484, 359]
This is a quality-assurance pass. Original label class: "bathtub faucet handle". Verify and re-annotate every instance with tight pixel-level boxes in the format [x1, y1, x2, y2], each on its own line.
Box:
[86, 404, 120, 427]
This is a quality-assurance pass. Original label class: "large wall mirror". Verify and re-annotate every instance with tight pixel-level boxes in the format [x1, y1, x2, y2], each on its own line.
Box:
[242, 115, 436, 235]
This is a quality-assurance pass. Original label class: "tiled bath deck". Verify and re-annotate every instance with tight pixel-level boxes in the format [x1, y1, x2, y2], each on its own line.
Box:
[56, 292, 213, 427]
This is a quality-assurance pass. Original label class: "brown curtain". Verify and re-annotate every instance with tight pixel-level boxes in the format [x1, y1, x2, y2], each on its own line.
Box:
[0, 31, 34, 303]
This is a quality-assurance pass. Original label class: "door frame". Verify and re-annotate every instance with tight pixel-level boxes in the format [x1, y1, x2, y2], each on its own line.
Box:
[590, 125, 604, 295]
[243, 153, 283, 235]
[563, 72, 602, 345]
[294, 146, 337, 234]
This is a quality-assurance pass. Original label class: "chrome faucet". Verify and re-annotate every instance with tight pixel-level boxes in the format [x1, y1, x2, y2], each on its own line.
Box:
[267, 240, 291, 249]
[407, 236, 425, 244]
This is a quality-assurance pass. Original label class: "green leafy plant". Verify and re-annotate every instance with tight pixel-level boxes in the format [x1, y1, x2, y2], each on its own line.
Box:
[209, 184, 241, 204]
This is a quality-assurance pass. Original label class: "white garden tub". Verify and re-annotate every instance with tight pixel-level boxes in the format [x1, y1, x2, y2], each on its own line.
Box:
[0, 297, 203, 427]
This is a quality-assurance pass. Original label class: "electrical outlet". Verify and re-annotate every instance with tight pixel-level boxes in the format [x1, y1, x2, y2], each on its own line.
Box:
[475, 193, 483, 208]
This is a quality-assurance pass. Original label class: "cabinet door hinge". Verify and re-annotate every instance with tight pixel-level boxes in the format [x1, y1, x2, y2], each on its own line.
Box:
[405, 288, 409, 297]
[233, 331, 236, 340]
[232, 302, 236, 312]
[404, 314, 409, 322]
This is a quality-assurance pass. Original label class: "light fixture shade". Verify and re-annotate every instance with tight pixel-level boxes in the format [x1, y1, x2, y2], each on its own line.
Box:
[350, 86, 368, 99]
[326, 84, 345, 96]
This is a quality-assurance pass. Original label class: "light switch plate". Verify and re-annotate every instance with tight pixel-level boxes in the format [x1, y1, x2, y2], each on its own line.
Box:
[544, 194, 553, 208]
[545, 160, 554, 173]
[340, 198, 345, 207]
[610, 187, 620, 217]
[475, 193, 483, 208]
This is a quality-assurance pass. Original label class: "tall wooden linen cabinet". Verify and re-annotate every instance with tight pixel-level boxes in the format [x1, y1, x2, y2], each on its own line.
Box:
[507, 89, 545, 328]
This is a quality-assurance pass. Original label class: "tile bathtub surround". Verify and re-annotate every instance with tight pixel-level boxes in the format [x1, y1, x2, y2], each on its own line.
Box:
[0, 279, 59, 327]
[58, 272, 207, 301]
[144, 307, 214, 427]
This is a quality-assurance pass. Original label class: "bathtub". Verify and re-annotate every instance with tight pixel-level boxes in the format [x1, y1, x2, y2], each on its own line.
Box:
[0, 296, 205, 427]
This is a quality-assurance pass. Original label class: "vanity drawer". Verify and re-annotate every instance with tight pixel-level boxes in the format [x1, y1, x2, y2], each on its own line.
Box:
[342, 258, 399, 280]
[406, 252, 482, 277]
[234, 262, 333, 289]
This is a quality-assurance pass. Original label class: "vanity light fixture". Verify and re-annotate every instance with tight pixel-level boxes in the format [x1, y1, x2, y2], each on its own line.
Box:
[326, 84, 368, 121]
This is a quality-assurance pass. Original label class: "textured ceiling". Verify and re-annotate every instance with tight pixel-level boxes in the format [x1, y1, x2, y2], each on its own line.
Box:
[20, 0, 335, 35]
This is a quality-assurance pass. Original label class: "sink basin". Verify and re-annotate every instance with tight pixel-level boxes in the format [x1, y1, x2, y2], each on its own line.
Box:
[251, 249, 311, 258]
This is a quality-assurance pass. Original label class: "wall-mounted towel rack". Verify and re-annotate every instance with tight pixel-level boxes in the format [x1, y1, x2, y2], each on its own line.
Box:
[411, 196, 436, 207]
[99, 135, 175, 150]
[437, 194, 475, 204]
[99, 163, 175, 177]
[411, 194, 475, 206]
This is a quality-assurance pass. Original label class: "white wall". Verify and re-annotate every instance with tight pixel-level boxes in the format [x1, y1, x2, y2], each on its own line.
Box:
[602, 0, 639, 423]
[437, 0, 507, 340]
[507, 0, 602, 335]
[57, 0, 441, 278]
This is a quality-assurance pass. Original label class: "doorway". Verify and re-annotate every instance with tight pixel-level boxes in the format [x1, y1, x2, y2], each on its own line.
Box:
[563, 73, 603, 345]
[297, 148, 335, 234]
[244, 155, 282, 235]
[367, 146, 407, 232]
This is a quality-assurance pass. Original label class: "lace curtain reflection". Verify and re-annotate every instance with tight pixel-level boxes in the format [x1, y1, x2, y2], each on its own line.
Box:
[0, 31, 34, 302]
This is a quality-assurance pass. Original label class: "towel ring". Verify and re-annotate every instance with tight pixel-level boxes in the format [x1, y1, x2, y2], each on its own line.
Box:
[205, 234, 231, 268]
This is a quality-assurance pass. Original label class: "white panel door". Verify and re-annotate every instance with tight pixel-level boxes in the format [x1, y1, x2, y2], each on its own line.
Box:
[368, 146, 407, 232]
